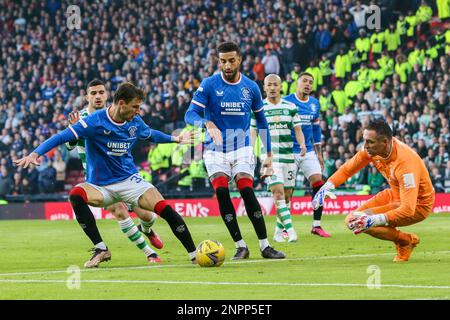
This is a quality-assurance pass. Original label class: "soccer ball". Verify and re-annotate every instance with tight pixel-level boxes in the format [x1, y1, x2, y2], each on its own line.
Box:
[195, 240, 225, 267]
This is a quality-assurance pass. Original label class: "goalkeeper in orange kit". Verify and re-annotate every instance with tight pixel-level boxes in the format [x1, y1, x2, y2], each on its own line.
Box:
[312, 119, 435, 262]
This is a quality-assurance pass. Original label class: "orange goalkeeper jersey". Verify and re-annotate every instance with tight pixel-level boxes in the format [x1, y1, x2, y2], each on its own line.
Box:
[329, 138, 435, 216]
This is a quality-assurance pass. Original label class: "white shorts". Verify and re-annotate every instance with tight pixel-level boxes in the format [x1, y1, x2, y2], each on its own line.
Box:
[294, 151, 322, 179]
[204, 146, 255, 179]
[266, 162, 297, 188]
[87, 173, 155, 208]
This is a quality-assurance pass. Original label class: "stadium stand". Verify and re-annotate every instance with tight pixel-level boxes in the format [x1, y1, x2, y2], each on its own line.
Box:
[0, 0, 448, 201]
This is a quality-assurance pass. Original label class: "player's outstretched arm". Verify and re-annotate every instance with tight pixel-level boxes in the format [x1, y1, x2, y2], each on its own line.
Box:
[148, 129, 194, 145]
[149, 129, 195, 145]
[13, 152, 42, 168]
[312, 149, 373, 210]
[294, 125, 307, 156]
[14, 128, 77, 168]
[173, 130, 195, 144]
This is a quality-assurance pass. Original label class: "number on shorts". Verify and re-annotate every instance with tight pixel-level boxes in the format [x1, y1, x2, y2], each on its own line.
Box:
[287, 170, 294, 180]
[130, 175, 143, 184]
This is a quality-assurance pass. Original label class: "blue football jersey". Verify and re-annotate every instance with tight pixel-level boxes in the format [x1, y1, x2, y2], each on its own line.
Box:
[191, 73, 264, 152]
[69, 108, 152, 186]
[283, 94, 322, 153]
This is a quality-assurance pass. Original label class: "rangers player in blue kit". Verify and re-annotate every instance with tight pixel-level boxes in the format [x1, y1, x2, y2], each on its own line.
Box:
[284, 72, 331, 237]
[14, 82, 199, 264]
[185, 41, 285, 260]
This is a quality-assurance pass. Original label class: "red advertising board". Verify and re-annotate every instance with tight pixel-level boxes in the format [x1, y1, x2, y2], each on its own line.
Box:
[42, 193, 450, 220]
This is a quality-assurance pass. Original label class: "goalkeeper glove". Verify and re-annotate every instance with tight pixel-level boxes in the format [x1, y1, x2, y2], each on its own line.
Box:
[347, 212, 387, 235]
[348, 213, 374, 235]
[311, 181, 336, 210]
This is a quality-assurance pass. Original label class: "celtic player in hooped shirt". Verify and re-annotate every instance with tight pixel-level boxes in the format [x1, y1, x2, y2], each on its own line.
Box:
[251, 74, 306, 243]
[14, 82, 199, 264]
[185, 41, 285, 260]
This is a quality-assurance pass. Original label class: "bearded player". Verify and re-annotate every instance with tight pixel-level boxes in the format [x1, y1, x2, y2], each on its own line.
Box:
[185, 41, 285, 260]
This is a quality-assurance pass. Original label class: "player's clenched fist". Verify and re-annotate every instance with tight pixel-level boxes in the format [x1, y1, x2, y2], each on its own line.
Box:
[13, 152, 42, 168]
[205, 121, 223, 145]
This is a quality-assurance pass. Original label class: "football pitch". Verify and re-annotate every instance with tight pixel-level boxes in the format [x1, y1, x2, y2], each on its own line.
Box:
[1, 214, 449, 300]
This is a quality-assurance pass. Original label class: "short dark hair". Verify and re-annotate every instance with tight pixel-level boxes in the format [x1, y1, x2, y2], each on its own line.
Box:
[299, 72, 314, 80]
[366, 119, 393, 140]
[87, 79, 105, 89]
[217, 41, 241, 56]
[113, 82, 145, 104]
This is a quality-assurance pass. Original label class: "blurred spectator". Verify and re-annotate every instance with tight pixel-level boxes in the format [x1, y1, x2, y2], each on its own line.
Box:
[431, 167, 445, 192]
[0, 0, 447, 197]
[252, 56, 265, 89]
[261, 49, 280, 75]
[368, 166, 386, 194]
[53, 150, 66, 192]
[38, 159, 57, 194]
[0, 166, 13, 199]
[349, 1, 370, 29]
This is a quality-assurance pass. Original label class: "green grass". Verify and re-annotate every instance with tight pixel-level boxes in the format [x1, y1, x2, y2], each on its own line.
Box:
[0, 214, 450, 300]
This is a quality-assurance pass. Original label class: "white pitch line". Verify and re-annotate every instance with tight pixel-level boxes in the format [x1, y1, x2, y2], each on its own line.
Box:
[0, 279, 450, 290]
[0, 250, 449, 278]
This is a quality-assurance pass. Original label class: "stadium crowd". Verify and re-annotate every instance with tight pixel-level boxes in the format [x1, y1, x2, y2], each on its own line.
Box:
[0, 0, 449, 200]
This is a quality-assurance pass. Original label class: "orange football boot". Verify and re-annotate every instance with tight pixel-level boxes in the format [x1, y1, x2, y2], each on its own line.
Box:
[393, 233, 420, 262]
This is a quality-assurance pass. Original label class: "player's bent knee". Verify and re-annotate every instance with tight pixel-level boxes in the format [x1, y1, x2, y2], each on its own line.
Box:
[72, 184, 104, 207]
[69, 186, 88, 205]
[235, 172, 252, 181]
[236, 177, 253, 190]
[210, 173, 229, 182]
[211, 176, 229, 191]
[109, 203, 130, 220]
[309, 174, 323, 184]
[138, 187, 164, 212]
[133, 207, 154, 221]
[270, 186, 285, 200]
[153, 200, 182, 223]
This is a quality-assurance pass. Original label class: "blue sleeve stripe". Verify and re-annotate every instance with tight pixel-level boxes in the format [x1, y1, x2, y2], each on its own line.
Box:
[192, 100, 206, 108]
[254, 106, 264, 113]
[68, 126, 79, 140]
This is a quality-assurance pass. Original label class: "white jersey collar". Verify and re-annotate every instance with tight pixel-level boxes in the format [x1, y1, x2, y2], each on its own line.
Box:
[106, 106, 127, 126]
[220, 72, 242, 85]
[294, 93, 309, 104]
